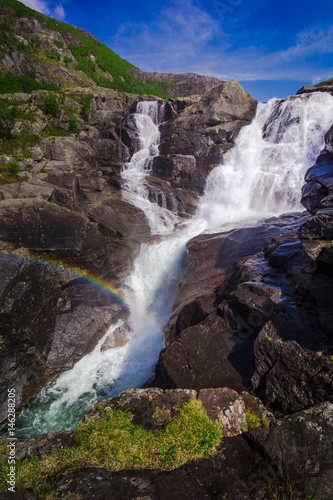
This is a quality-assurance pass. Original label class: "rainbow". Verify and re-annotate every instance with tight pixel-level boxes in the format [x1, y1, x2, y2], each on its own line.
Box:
[0, 249, 125, 302]
[0, 250, 164, 331]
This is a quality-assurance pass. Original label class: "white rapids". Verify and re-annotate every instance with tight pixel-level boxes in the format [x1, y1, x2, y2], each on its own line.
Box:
[14, 91, 333, 437]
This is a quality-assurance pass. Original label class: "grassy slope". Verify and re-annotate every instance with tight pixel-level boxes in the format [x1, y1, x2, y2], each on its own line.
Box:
[0, 0, 173, 98]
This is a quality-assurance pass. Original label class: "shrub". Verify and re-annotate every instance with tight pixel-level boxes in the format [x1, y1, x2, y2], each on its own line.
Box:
[0, 102, 19, 139]
[81, 94, 92, 121]
[63, 55, 72, 65]
[68, 114, 78, 131]
[54, 39, 64, 48]
[0, 71, 57, 94]
[0, 159, 21, 184]
[42, 94, 60, 117]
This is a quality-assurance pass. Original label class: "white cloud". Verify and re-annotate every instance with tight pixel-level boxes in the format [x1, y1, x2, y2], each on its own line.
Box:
[109, 0, 228, 74]
[53, 4, 65, 20]
[21, 0, 50, 15]
[108, 0, 333, 87]
[20, 0, 66, 20]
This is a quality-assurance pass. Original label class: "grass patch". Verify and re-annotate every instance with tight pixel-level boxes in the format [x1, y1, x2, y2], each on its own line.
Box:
[0, 158, 27, 184]
[0, 71, 58, 95]
[0, 132, 40, 156]
[246, 409, 269, 430]
[0, 399, 222, 498]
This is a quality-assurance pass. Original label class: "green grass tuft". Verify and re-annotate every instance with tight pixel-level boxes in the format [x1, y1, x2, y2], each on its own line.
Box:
[246, 409, 269, 430]
[0, 399, 222, 498]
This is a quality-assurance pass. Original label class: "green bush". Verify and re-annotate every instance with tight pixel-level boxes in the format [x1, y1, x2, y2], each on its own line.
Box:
[45, 49, 61, 61]
[0, 101, 19, 139]
[63, 55, 72, 65]
[0, 71, 57, 94]
[0, 158, 21, 184]
[54, 39, 63, 48]
[68, 113, 78, 130]
[42, 94, 60, 117]
[81, 94, 92, 121]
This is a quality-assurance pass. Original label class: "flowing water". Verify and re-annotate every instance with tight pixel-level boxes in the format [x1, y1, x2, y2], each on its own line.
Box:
[13, 91, 333, 437]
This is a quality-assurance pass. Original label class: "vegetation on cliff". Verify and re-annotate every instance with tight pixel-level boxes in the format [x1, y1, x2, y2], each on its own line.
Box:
[0, 399, 221, 498]
[0, 0, 172, 98]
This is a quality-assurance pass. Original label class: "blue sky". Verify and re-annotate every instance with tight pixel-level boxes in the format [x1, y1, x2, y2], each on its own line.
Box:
[22, 0, 333, 102]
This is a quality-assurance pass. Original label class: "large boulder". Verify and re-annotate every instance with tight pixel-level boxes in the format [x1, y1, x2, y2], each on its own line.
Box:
[164, 212, 309, 342]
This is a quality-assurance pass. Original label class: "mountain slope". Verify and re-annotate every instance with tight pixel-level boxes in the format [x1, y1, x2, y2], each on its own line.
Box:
[0, 0, 172, 97]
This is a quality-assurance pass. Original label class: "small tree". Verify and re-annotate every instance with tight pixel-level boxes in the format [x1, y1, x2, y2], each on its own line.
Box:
[0, 102, 19, 139]
[42, 94, 60, 117]
[68, 114, 78, 131]
[81, 94, 92, 121]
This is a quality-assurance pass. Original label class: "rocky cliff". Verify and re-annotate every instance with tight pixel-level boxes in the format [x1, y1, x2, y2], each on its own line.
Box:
[141, 72, 223, 97]
[0, 78, 256, 426]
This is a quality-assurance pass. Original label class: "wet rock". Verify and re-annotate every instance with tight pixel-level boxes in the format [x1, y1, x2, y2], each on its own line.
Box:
[325, 123, 333, 153]
[304, 150, 333, 189]
[87, 196, 151, 243]
[145, 174, 199, 217]
[301, 180, 328, 214]
[298, 212, 333, 239]
[0, 197, 108, 274]
[151, 155, 197, 191]
[0, 253, 127, 426]
[159, 81, 257, 195]
[155, 314, 246, 392]
[165, 212, 308, 342]
[100, 323, 130, 351]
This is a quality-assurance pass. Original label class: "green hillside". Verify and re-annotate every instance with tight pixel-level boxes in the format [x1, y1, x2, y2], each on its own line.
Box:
[0, 0, 173, 98]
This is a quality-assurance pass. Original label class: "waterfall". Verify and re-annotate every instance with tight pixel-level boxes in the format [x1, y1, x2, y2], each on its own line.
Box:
[121, 100, 178, 235]
[13, 91, 333, 437]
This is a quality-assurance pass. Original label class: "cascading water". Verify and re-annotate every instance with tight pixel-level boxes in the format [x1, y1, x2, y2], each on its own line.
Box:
[13, 91, 333, 437]
[121, 101, 179, 234]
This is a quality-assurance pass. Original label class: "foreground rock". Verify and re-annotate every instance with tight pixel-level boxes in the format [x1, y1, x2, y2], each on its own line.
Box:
[83, 387, 273, 437]
[3, 392, 331, 500]
[51, 399, 333, 500]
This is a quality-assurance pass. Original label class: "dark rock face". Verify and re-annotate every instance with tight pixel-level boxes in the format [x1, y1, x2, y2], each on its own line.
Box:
[247, 402, 333, 499]
[301, 149, 333, 214]
[157, 213, 311, 394]
[116, 81, 257, 219]
[0, 198, 108, 274]
[158, 81, 257, 196]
